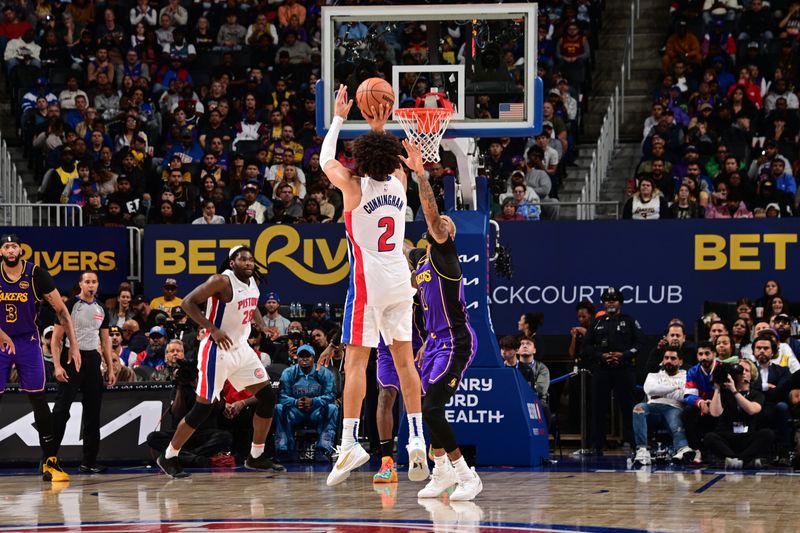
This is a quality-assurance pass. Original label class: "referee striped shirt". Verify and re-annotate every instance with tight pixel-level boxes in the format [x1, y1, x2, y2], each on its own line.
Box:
[65, 297, 110, 351]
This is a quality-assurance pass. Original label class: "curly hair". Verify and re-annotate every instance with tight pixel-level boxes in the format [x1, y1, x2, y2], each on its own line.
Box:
[353, 132, 403, 181]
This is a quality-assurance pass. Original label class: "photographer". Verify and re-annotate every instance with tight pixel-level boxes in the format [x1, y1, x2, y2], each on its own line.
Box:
[145, 359, 232, 468]
[704, 358, 773, 468]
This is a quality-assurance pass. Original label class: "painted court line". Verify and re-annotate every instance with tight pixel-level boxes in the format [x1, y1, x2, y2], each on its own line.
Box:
[694, 474, 725, 494]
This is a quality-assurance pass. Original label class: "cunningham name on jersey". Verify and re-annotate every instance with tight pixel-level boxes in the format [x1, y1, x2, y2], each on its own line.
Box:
[363, 193, 405, 214]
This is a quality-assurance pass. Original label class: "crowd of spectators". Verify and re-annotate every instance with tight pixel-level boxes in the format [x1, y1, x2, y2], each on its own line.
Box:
[627, 1, 800, 219]
[566, 279, 800, 469]
[0, 0, 601, 224]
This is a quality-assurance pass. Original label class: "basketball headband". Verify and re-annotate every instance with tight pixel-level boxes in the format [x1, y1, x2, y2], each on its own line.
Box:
[228, 245, 245, 258]
[0, 234, 21, 245]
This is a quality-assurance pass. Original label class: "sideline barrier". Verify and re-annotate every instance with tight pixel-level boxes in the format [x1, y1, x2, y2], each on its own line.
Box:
[0, 384, 172, 465]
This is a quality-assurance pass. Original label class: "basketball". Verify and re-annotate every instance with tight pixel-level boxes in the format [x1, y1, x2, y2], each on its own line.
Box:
[355, 77, 395, 119]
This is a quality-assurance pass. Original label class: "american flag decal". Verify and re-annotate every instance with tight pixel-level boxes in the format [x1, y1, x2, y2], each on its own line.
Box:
[527, 402, 541, 420]
[499, 102, 524, 119]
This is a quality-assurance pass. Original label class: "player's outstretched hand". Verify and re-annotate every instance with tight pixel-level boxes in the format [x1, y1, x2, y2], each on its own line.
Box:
[211, 328, 233, 350]
[400, 139, 425, 176]
[334, 84, 353, 119]
[366, 102, 392, 133]
[0, 330, 15, 355]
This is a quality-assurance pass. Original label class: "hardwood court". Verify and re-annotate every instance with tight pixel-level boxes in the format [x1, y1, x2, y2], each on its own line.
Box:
[1, 462, 799, 533]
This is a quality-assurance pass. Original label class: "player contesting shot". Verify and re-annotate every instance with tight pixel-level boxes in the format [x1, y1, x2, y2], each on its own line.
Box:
[0, 233, 81, 482]
[156, 245, 285, 478]
[400, 139, 483, 501]
[319, 84, 428, 486]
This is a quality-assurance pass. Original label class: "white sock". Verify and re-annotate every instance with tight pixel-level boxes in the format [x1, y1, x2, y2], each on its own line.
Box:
[407, 412, 423, 440]
[165, 444, 180, 459]
[451, 456, 472, 481]
[250, 443, 265, 459]
[341, 418, 359, 449]
[433, 453, 448, 471]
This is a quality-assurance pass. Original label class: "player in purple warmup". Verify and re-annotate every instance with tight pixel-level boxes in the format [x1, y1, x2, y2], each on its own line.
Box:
[0, 233, 81, 482]
[401, 140, 482, 501]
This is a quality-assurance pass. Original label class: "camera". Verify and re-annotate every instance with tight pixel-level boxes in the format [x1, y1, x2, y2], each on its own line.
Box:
[288, 328, 304, 342]
[712, 362, 744, 385]
[172, 358, 198, 386]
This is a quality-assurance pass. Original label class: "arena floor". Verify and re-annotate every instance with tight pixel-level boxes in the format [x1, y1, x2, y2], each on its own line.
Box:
[0, 457, 798, 533]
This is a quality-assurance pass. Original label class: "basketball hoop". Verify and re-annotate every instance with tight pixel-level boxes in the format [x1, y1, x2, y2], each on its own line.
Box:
[394, 93, 454, 163]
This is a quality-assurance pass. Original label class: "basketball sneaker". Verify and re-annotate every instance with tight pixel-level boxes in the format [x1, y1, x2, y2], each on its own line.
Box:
[42, 457, 70, 482]
[450, 467, 482, 501]
[417, 460, 458, 498]
[407, 436, 430, 481]
[244, 455, 286, 472]
[326, 442, 370, 486]
[157, 453, 191, 479]
[373, 456, 398, 483]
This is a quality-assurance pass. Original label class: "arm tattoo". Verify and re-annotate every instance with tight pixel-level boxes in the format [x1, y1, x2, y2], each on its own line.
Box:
[417, 175, 448, 240]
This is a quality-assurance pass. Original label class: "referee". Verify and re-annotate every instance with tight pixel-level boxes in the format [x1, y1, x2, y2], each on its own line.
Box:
[51, 271, 117, 473]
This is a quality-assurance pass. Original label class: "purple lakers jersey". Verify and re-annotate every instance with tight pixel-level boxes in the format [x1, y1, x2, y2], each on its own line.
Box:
[410, 238, 472, 338]
[0, 260, 55, 337]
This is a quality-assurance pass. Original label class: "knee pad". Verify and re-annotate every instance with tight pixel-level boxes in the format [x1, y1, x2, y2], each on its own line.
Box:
[255, 384, 276, 418]
[184, 400, 213, 429]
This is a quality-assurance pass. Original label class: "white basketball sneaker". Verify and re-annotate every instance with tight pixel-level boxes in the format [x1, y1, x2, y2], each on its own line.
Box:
[326, 443, 370, 486]
[407, 436, 430, 482]
[449, 467, 483, 501]
[417, 461, 458, 498]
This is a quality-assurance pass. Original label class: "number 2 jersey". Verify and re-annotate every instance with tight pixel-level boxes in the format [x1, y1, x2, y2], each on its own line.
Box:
[0, 260, 56, 337]
[205, 269, 260, 347]
[344, 175, 416, 308]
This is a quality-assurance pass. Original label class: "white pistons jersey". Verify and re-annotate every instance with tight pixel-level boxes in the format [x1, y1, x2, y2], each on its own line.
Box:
[206, 269, 260, 346]
[342, 175, 416, 347]
[196, 269, 266, 402]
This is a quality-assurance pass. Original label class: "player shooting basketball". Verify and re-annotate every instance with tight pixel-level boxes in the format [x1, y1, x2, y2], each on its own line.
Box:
[400, 139, 483, 501]
[319, 84, 428, 486]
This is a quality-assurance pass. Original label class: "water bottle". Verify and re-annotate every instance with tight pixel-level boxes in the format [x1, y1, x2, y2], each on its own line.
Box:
[299, 304, 306, 318]
[792, 318, 799, 337]
[290, 302, 297, 318]
[324, 302, 331, 318]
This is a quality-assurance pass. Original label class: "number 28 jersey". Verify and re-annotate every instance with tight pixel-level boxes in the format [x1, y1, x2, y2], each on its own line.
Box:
[206, 269, 260, 347]
[344, 175, 416, 308]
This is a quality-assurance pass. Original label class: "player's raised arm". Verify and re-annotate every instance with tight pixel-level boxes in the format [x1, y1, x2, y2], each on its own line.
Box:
[320, 84, 359, 192]
[180, 275, 234, 350]
[401, 139, 449, 243]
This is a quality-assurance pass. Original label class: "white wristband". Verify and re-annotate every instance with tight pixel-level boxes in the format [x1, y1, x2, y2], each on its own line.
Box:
[320, 116, 344, 168]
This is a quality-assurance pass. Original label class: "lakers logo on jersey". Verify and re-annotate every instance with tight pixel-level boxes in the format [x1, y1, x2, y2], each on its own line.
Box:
[447, 377, 458, 390]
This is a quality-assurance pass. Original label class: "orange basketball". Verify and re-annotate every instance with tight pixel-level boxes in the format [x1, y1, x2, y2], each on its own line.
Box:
[356, 78, 395, 119]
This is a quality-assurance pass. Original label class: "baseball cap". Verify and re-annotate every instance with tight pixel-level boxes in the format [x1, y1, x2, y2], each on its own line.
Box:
[774, 313, 791, 323]
[557, 78, 569, 85]
[296, 344, 315, 357]
[244, 179, 260, 190]
[265, 291, 280, 303]
[699, 103, 713, 111]
[171, 306, 186, 319]
[766, 202, 781, 212]
[149, 326, 167, 337]
[109, 325, 122, 335]
[314, 302, 326, 311]
[132, 294, 147, 305]
[684, 144, 698, 153]
[163, 278, 177, 287]
[747, 41, 759, 49]
[1, 233, 21, 245]
[542, 120, 554, 129]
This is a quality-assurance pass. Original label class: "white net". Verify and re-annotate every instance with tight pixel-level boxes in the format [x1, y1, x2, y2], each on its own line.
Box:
[394, 107, 453, 163]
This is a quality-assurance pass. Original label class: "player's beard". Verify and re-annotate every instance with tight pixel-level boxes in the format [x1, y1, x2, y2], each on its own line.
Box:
[1, 254, 20, 267]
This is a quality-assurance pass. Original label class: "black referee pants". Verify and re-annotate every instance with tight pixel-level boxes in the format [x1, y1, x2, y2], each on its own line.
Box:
[52, 350, 104, 465]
